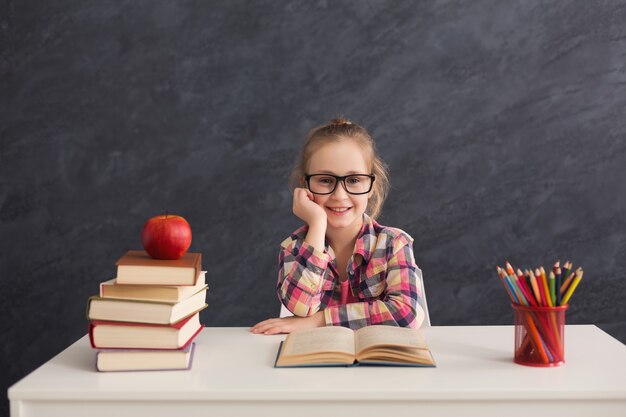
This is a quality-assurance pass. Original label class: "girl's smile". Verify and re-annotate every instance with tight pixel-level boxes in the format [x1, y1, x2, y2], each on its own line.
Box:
[326, 206, 353, 215]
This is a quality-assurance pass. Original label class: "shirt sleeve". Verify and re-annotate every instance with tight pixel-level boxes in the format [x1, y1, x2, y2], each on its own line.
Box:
[323, 234, 425, 329]
[276, 238, 334, 317]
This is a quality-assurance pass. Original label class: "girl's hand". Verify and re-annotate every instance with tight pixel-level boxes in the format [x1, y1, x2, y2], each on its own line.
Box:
[250, 311, 326, 335]
[293, 187, 327, 227]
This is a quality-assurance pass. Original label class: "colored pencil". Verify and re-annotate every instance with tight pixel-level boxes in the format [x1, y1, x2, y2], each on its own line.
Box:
[515, 269, 535, 306]
[527, 269, 542, 306]
[540, 267, 553, 307]
[501, 264, 527, 305]
[497, 267, 517, 304]
[561, 270, 583, 306]
[533, 269, 546, 307]
[555, 266, 563, 306]
[505, 278, 521, 304]
[549, 271, 557, 307]
[523, 311, 550, 363]
[562, 261, 572, 284]
[509, 274, 528, 305]
[560, 267, 580, 295]
[514, 271, 536, 307]
[539, 269, 551, 307]
[505, 261, 515, 277]
[499, 266, 524, 305]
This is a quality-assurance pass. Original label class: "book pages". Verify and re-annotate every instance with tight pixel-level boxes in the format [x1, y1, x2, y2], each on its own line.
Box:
[355, 326, 427, 354]
[282, 326, 355, 356]
[357, 346, 434, 364]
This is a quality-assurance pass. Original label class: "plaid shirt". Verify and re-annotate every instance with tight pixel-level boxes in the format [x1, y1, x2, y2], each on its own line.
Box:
[277, 214, 424, 329]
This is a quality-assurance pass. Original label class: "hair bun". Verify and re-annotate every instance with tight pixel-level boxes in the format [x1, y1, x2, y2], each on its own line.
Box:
[329, 118, 353, 126]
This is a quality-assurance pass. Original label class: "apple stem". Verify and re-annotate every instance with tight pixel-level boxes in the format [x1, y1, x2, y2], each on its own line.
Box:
[165, 209, 168, 218]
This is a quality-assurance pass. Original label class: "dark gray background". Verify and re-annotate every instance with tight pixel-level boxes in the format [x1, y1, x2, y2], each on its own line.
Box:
[2, 0, 625, 414]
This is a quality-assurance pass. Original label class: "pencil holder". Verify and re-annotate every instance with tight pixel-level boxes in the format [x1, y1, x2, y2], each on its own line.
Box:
[512, 304, 568, 367]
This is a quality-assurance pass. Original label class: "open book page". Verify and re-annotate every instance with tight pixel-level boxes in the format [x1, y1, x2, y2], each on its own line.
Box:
[281, 326, 356, 357]
[354, 326, 428, 354]
[357, 347, 434, 365]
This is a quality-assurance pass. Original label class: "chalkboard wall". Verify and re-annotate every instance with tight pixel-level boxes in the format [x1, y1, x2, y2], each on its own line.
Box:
[2, 0, 626, 413]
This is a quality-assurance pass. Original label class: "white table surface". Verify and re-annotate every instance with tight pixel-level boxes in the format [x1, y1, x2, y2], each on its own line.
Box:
[8, 325, 626, 417]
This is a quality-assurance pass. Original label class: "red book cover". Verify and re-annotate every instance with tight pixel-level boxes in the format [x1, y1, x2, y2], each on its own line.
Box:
[88, 313, 204, 350]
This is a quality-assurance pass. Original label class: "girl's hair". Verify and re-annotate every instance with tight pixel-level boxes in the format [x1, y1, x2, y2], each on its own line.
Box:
[288, 118, 390, 219]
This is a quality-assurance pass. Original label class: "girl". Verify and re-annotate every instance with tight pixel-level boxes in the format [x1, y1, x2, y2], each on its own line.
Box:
[251, 118, 425, 335]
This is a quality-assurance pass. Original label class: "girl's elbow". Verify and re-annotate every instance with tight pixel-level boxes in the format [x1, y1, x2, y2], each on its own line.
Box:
[399, 306, 421, 329]
[412, 305, 425, 328]
[388, 297, 422, 328]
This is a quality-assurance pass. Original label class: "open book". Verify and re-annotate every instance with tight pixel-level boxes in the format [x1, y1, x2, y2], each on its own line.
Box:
[274, 325, 436, 368]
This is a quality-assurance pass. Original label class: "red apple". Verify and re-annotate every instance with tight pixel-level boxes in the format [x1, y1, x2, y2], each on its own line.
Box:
[141, 213, 192, 260]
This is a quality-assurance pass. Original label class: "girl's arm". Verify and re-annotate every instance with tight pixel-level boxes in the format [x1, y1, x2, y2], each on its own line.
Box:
[323, 234, 425, 329]
[275, 187, 332, 317]
[276, 235, 334, 317]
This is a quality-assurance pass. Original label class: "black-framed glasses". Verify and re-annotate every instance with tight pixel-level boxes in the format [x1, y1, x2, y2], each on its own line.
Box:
[305, 174, 375, 195]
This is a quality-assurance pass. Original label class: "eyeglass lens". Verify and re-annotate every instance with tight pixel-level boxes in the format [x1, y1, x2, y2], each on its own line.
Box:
[308, 175, 372, 194]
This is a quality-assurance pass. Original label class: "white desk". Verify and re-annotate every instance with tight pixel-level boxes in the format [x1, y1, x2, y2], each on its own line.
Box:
[8, 325, 626, 417]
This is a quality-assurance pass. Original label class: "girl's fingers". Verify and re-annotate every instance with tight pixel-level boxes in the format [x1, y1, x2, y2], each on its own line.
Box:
[251, 317, 298, 335]
[255, 324, 280, 334]
[296, 188, 309, 203]
[264, 326, 287, 335]
[252, 318, 287, 333]
[251, 318, 281, 332]
[252, 324, 272, 333]
[295, 188, 313, 203]
[251, 319, 272, 329]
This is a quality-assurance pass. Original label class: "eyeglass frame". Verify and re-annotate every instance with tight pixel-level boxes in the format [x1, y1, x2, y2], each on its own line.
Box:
[304, 173, 376, 195]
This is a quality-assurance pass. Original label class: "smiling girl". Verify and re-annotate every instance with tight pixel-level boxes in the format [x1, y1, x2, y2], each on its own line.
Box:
[251, 118, 425, 334]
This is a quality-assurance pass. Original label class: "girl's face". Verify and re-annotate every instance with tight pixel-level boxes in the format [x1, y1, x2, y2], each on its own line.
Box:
[306, 139, 372, 233]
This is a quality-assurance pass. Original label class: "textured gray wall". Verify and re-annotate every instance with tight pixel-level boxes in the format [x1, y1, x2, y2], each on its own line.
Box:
[2, 0, 626, 413]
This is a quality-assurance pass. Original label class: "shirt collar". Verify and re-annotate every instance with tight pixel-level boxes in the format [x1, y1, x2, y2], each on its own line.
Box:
[353, 213, 378, 263]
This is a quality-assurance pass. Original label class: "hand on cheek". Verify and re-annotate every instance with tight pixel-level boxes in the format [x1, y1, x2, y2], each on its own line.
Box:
[293, 188, 327, 227]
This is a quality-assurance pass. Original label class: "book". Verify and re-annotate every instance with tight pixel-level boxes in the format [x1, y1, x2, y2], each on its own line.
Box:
[115, 250, 202, 285]
[274, 325, 436, 368]
[89, 312, 204, 349]
[96, 343, 196, 372]
[87, 288, 207, 324]
[100, 271, 208, 302]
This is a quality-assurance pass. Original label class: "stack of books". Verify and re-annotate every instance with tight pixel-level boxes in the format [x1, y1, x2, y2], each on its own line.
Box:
[86, 250, 208, 372]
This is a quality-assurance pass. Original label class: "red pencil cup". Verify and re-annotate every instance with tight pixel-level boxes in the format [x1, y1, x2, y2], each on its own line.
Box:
[512, 303, 568, 367]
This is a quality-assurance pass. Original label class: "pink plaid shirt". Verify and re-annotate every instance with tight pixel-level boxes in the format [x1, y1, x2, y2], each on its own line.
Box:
[277, 214, 424, 329]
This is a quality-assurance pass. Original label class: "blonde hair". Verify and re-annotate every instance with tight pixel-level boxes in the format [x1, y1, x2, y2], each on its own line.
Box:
[288, 118, 390, 219]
